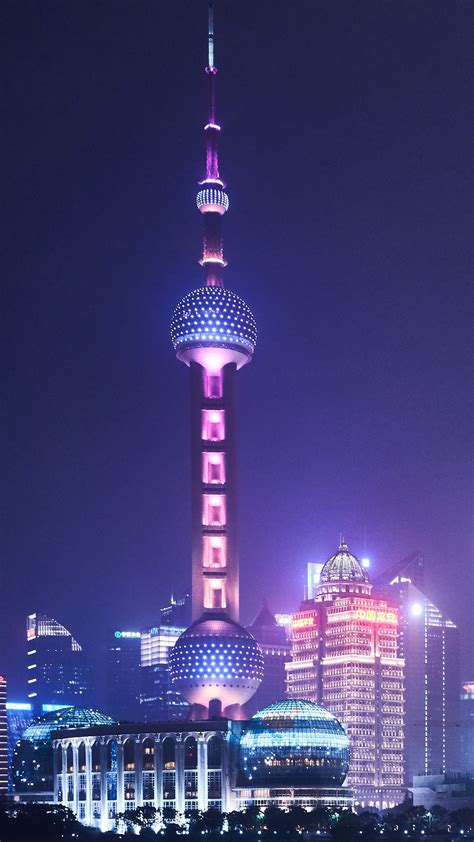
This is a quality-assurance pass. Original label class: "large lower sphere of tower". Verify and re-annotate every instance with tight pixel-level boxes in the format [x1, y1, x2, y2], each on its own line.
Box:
[169, 616, 264, 712]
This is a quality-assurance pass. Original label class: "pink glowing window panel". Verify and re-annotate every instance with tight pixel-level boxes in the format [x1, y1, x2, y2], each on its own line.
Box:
[202, 452, 225, 485]
[203, 371, 223, 399]
[203, 536, 226, 568]
[202, 494, 226, 527]
[201, 409, 225, 441]
[204, 579, 226, 610]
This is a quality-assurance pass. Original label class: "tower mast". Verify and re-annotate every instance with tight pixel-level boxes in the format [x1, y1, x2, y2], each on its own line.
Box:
[169, 1, 262, 719]
[197, 1, 229, 287]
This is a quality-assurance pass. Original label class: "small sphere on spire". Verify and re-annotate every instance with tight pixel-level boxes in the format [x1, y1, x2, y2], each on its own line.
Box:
[197, 187, 229, 215]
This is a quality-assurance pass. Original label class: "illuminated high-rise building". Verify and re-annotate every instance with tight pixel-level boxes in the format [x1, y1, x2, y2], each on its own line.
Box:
[374, 553, 460, 782]
[286, 542, 405, 808]
[460, 680, 474, 774]
[0, 676, 7, 793]
[169, 3, 263, 718]
[26, 613, 91, 715]
[140, 624, 189, 721]
[106, 630, 142, 722]
[6, 702, 34, 791]
[244, 603, 291, 717]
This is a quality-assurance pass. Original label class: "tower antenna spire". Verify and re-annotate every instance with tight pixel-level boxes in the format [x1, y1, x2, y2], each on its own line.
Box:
[196, 0, 229, 286]
[208, 0, 215, 70]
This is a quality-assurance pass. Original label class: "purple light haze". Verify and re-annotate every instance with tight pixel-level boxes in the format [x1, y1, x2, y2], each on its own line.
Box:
[2, 1, 472, 698]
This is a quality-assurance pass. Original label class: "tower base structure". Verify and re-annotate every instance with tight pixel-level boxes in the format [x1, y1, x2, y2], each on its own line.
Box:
[52, 716, 355, 832]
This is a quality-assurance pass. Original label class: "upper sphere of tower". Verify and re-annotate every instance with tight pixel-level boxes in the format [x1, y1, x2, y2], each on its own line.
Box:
[170, 286, 257, 368]
[319, 542, 370, 586]
[197, 187, 229, 215]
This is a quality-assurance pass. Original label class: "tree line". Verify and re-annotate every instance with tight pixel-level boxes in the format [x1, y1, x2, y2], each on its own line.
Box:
[0, 800, 473, 841]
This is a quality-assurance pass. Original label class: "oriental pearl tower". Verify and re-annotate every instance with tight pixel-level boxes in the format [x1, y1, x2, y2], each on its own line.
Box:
[169, 3, 263, 720]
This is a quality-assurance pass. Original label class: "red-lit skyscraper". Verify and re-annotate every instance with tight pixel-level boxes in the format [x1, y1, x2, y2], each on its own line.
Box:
[286, 543, 405, 808]
[169, 4, 263, 719]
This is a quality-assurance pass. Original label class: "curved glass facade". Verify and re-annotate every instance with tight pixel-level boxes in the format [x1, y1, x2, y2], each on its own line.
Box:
[319, 541, 369, 585]
[23, 707, 115, 743]
[13, 707, 116, 793]
[239, 699, 350, 787]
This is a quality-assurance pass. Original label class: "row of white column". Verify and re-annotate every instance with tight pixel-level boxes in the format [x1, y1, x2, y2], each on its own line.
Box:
[55, 734, 230, 826]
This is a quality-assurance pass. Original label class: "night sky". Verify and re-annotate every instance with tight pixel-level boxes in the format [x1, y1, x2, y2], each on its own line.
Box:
[3, 0, 472, 699]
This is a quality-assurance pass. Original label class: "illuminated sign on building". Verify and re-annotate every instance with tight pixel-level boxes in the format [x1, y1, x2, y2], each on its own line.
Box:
[114, 631, 141, 639]
[292, 616, 317, 630]
[328, 608, 397, 624]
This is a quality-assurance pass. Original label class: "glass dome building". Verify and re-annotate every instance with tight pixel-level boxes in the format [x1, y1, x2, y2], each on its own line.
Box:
[12, 706, 116, 793]
[239, 699, 350, 788]
[316, 541, 371, 598]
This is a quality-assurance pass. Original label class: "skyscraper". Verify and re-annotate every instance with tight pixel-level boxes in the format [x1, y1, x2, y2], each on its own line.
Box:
[460, 680, 474, 774]
[26, 613, 91, 714]
[0, 676, 7, 793]
[6, 702, 34, 791]
[106, 630, 142, 722]
[286, 543, 405, 808]
[168, 3, 263, 719]
[374, 553, 460, 783]
[140, 625, 189, 722]
[244, 603, 291, 717]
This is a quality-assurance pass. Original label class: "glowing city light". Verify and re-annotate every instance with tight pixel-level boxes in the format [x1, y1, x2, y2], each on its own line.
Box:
[361, 557, 371, 569]
[411, 603, 423, 617]
[292, 616, 316, 629]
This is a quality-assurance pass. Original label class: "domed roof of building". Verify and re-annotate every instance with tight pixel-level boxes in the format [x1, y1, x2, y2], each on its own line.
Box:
[239, 699, 350, 788]
[319, 541, 369, 585]
[169, 614, 264, 711]
[22, 707, 116, 744]
[170, 285, 257, 359]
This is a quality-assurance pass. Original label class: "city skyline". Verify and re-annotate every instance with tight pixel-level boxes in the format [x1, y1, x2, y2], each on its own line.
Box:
[3, 0, 472, 702]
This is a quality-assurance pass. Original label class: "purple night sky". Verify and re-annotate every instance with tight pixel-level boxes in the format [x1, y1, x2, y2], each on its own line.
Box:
[3, 0, 472, 697]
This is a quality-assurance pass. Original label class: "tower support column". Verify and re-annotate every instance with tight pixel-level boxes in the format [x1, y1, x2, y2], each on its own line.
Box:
[154, 738, 163, 816]
[197, 735, 208, 811]
[72, 743, 79, 817]
[175, 737, 185, 816]
[61, 746, 68, 807]
[100, 741, 108, 832]
[135, 738, 143, 807]
[116, 740, 124, 815]
[85, 741, 92, 825]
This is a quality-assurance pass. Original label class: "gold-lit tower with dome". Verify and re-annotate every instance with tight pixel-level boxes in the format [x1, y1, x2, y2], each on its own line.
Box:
[286, 542, 405, 809]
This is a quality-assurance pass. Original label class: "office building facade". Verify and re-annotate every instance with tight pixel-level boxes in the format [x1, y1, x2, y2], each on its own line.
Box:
[6, 702, 34, 791]
[106, 630, 142, 722]
[286, 542, 405, 808]
[140, 625, 189, 722]
[53, 702, 352, 831]
[460, 681, 474, 774]
[374, 553, 460, 782]
[26, 613, 91, 714]
[244, 603, 290, 717]
[0, 676, 7, 793]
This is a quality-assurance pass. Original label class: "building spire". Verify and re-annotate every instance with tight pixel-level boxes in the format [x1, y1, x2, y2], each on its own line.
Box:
[196, 0, 229, 287]
[207, 0, 215, 70]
